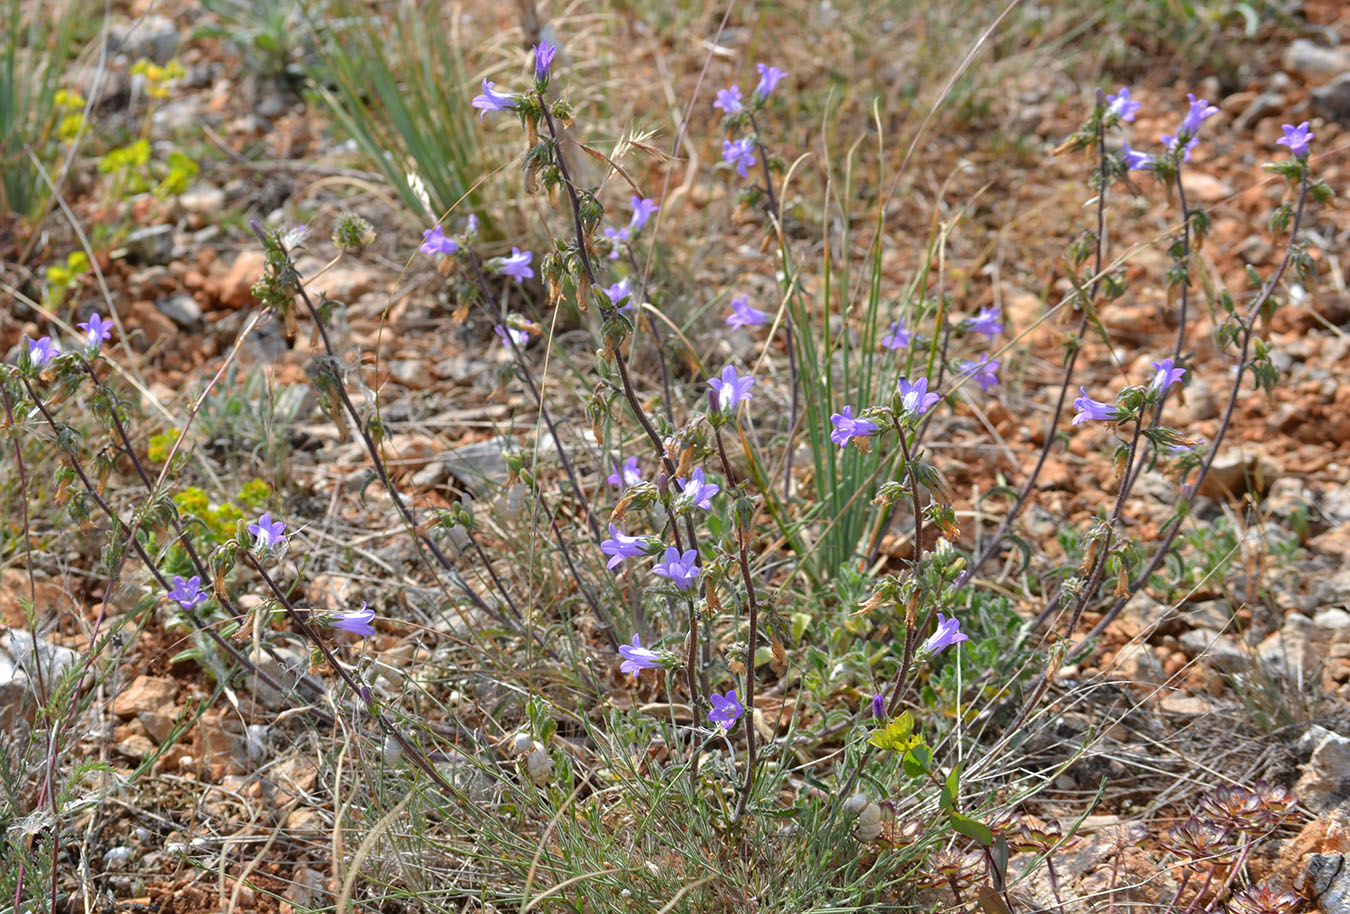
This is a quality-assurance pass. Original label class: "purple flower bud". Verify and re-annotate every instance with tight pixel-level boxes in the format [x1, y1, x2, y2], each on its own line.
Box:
[1071, 387, 1120, 425]
[707, 688, 745, 728]
[533, 42, 557, 81]
[726, 295, 769, 329]
[829, 406, 879, 449]
[471, 79, 517, 118]
[714, 85, 744, 114]
[1276, 122, 1313, 159]
[754, 63, 787, 100]
[1122, 142, 1156, 171]
[722, 138, 757, 177]
[871, 692, 886, 719]
[618, 633, 661, 676]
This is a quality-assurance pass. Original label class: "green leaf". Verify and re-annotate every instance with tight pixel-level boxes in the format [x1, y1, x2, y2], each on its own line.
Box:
[949, 811, 993, 846]
[902, 743, 932, 777]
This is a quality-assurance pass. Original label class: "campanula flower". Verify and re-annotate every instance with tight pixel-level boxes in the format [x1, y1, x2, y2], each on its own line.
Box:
[755, 63, 787, 100]
[653, 547, 700, 592]
[168, 575, 209, 610]
[676, 468, 720, 510]
[708, 365, 756, 413]
[1122, 142, 1156, 170]
[419, 225, 458, 256]
[602, 524, 650, 570]
[961, 354, 1000, 393]
[896, 377, 940, 416]
[1105, 86, 1140, 122]
[1072, 387, 1121, 425]
[618, 633, 661, 676]
[722, 138, 757, 177]
[604, 226, 630, 259]
[967, 306, 1003, 341]
[330, 601, 376, 637]
[919, 613, 969, 657]
[714, 84, 744, 114]
[871, 692, 886, 719]
[471, 79, 517, 118]
[248, 513, 287, 551]
[829, 406, 879, 449]
[78, 313, 113, 352]
[495, 324, 530, 347]
[726, 295, 769, 329]
[1149, 358, 1186, 394]
[707, 689, 745, 728]
[630, 196, 660, 231]
[495, 248, 534, 282]
[1162, 132, 1199, 162]
[603, 277, 632, 308]
[28, 336, 58, 367]
[1181, 93, 1218, 136]
[533, 42, 556, 81]
[881, 319, 910, 350]
[1277, 122, 1313, 159]
[607, 457, 642, 488]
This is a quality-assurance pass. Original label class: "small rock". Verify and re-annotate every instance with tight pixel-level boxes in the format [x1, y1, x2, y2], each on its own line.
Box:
[1110, 643, 1165, 684]
[389, 359, 431, 390]
[155, 294, 203, 329]
[1178, 628, 1249, 672]
[256, 95, 288, 119]
[1174, 378, 1218, 423]
[444, 438, 517, 495]
[1282, 39, 1350, 84]
[102, 845, 133, 871]
[1312, 74, 1350, 125]
[116, 733, 156, 759]
[123, 224, 175, 265]
[178, 184, 226, 216]
[127, 299, 178, 346]
[1199, 451, 1280, 501]
[283, 866, 328, 911]
[108, 14, 180, 64]
[1296, 726, 1350, 812]
[1325, 484, 1350, 525]
[1301, 853, 1350, 913]
[1232, 91, 1285, 133]
[1159, 693, 1219, 715]
[113, 675, 178, 717]
[1257, 613, 1321, 679]
[1313, 608, 1350, 636]
[1180, 172, 1233, 204]
[218, 251, 266, 309]
[137, 708, 177, 743]
[1, 630, 79, 690]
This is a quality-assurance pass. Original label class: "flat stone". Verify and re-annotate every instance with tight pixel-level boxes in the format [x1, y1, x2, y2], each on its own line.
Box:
[1200, 451, 1280, 501]
[1296, 726, 1350, 812]
[1282, 39, 1350, 83]
[1312, 74, 1350, 125]
[218, 251, 266, 309]
[155, 293, 203, 329]
[112, 675, 178, 717]
[1178, 628, 1249, 672]
[123, 225, 175, 265]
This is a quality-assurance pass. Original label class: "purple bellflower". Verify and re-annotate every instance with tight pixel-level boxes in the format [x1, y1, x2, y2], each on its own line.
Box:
[248, 513, 287, 552]
[533, 42, 556, 81]
[603, 226, 630, 259]
[630, 196, 660, 231]
[495, 324, 530, 347]
[755, 63, 787, 100]
[871, 692, 886, 719]
[897, 377, 941, 417]
[419, 225, 458, 256]
[1149, 358, 1186, 394]
[1181, 93, 1218, 136]
[619, 633, 661, 676]
[714, 85, 744, 114]
[1277, 122, 1313, 159]
[709, 365, 756, 413]
[496, 248, 534, 282]
[829, 406, 879, 449]
[652, 547, 700, 592]
[1105, 87, 1140, 122]
[603, 277, 632, 308]
[1122, 142, 1156, 171]
[1072, 387, 1120, 425]
[967, 306, 1003, 341]
[676, 468, 720, 510]
[78, 313, 113, 352]
[607, 457, 642, 488]
[920, 613, 970, 657]
[602, 524, 650, 570]
[726, 295, 769, 329]
[1162, 132, 1200, 162]
[882, 319, 910, 350]
[722, 138, 757, 177]
[708, 689, 745, 728]
[471, 80, 517, 118]
[331, 602, 376, 637]
[961, 354, 1000, 393]
[168, 575, 209, 610]
[28, 336, 58, 367]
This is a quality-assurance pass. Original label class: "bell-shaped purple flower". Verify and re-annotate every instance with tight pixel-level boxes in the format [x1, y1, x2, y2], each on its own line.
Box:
[601, 524, 650, 570]
[708, 365, 756, 414]
[882, 319, 910, 350]
[707, 688, 745, 728]
[495, 248, 534, 282]
[248, 513, 287, 552]
[1122, 142, 1156, 171]
[1181, 93, 1218, 136]
[419, 225, 459, 256]
[896, 377, 940, 416]
[713, 85, 743, 114]
[652, 547, 700, 592]
[1072, 387, 1120, 425]
[1149, 358, 1186, 394]
[1105, 87, 1140, 122]
[961, 354, 1000, 393]
[28, 336, 58, 367]
[168, 575, 209, 610]
[920, 613, 970, 657]
[676, 468, 720, 510]
[722, 138, 757, 177]
[471, 79, 517, 118]
[618, 633, 661, 676]
[829, 406, 879, 449]
[607, 457, 642, 488]
[533, 42, 556, 81]
[630, 196, 660, 231]
[967, 306, 1002, 341]
[1277, 122, 1313, 159]
[331, 601, 376, 637]
[754, 63, 787, 100]
[78, 313, 113, 352]
[726, 295, 768, 329]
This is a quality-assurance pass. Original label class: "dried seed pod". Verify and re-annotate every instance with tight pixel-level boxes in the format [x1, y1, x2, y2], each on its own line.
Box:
[525, 744, 551, 786]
